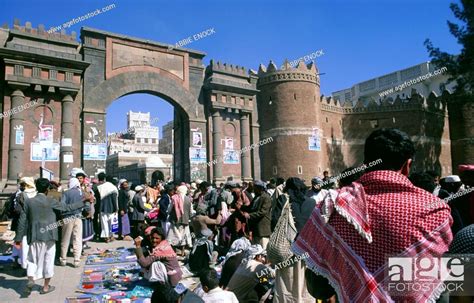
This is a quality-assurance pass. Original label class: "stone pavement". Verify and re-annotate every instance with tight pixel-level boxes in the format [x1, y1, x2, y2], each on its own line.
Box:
[0, 238, 135, 303]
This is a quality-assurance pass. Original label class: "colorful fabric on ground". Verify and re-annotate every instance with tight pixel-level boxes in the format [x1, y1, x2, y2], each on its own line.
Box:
[85, 248, 136, 265]
[292, 170, 453, 303]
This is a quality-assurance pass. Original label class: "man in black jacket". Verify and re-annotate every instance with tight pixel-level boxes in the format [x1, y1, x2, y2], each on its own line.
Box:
[243, 180, 271, 250]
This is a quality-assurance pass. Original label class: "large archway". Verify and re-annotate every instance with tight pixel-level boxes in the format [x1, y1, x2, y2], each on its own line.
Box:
[80, 28, 208, 181]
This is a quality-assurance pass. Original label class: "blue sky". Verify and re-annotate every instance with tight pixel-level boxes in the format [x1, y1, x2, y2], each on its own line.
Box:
[0, 0, 461, 136]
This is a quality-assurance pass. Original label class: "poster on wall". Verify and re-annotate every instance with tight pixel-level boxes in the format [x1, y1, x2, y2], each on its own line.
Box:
[309, 127, 321, 151]
[31, 143, 60, 161]
[189, 147, 206, 163]
[15, 130, 24, 145]
[39, 125, 54, 148]
[83, 143, 107, 161]
[308, 135, 321, 151]
[192, 132, 203, 147]
[223, 149, 239, 164]
[224, 137, 234, 150]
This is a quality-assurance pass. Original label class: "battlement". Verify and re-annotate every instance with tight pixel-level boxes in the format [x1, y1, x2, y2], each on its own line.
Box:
[258, 60, 317, 75]
[320, 91, 450, 114]
[257, 60, 319, 86]
[206, 60, 248, 77]
[2, 19, 78, 43]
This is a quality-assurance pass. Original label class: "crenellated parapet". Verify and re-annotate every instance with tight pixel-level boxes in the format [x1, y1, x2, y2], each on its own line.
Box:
[320, 91, 449, 115]
[2, 19, 78, 43]
[257, 60, 319, 87]
[206, 60, 248, 77]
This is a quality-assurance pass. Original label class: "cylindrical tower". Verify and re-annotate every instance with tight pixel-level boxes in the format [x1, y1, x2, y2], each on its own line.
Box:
[257, 60, 321, 182]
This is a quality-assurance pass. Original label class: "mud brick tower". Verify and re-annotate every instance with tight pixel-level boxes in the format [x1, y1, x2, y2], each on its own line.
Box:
[257, 60, 321, 182]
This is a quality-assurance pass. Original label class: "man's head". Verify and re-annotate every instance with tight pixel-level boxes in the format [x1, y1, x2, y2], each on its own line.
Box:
[253, 180, 266, 195]
[149, 227, 166, 247]
[35, 178, 50, 194]
[444, 175, 463, 194]
[459, 165, 474, 187]
[121, 181, 129, 190]
[311, 177, 324, 191]
[98, 172, 106, 182]
[323, 171, 329, 178]
[199, 181, 210, 192]
[245, 244, 266, 263]
[199, 269, 220, 293]
[409, 172, 436, 193]
[276, 177, 285, 186]
[426, 170, 441, 185]
[76, 172, 86, 185]
[164, 183, 175, 195]
[364, 128, 415, 175]
[18, 179, 26, 192]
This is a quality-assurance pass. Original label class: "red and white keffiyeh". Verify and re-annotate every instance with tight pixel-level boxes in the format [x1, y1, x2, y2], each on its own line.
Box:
[293, 170, 453, 303]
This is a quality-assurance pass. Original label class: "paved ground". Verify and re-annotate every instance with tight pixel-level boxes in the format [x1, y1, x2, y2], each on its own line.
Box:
[0, 239, 135, 303]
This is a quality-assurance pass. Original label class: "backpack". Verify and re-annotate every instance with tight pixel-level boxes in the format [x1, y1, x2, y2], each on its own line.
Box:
[267, 194, 297, 264]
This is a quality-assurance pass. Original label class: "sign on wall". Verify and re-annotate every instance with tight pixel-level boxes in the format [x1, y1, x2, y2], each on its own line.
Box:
[31, 143, 60, 161]
[189, 147, 206, 163]
[15, 129, 24, 145]
[39, 125, 54, 148]
[224, 137, 234, 150]
[223, 149, 239, 164]
[83, 143, 107, 161]
[309, 127, 321, 151]
[192, 132, 203, 147]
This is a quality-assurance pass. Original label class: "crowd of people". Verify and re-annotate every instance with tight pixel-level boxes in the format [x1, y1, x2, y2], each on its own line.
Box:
[3, 127, 474, 302]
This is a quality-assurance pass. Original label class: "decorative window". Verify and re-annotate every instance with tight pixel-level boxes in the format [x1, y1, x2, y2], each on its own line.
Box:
[32, 67, 41, 78]
[14, 65, 24, 76]
[297, 165, 303, 175]
[65, 72, 73, 82]
[49, 69, 57, 80]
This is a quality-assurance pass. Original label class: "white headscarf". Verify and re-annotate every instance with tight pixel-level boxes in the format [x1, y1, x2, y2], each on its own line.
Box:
[223, 237, 251, 265]
[118, 178, 127, 189]
[177, 185, 188, 198]
[244, 244, 265, 262]
[69, 177, 81, 190]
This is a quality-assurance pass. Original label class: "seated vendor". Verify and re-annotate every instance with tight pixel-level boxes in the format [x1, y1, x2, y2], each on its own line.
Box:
[134, 227, 183, 286]
[226, 244, 272, 303]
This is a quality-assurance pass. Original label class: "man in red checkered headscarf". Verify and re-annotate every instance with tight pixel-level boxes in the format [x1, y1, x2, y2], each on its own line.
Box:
[293, 128, 453, 303]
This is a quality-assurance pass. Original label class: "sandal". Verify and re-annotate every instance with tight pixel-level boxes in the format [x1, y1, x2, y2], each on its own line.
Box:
[40, 285, 55, 295]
